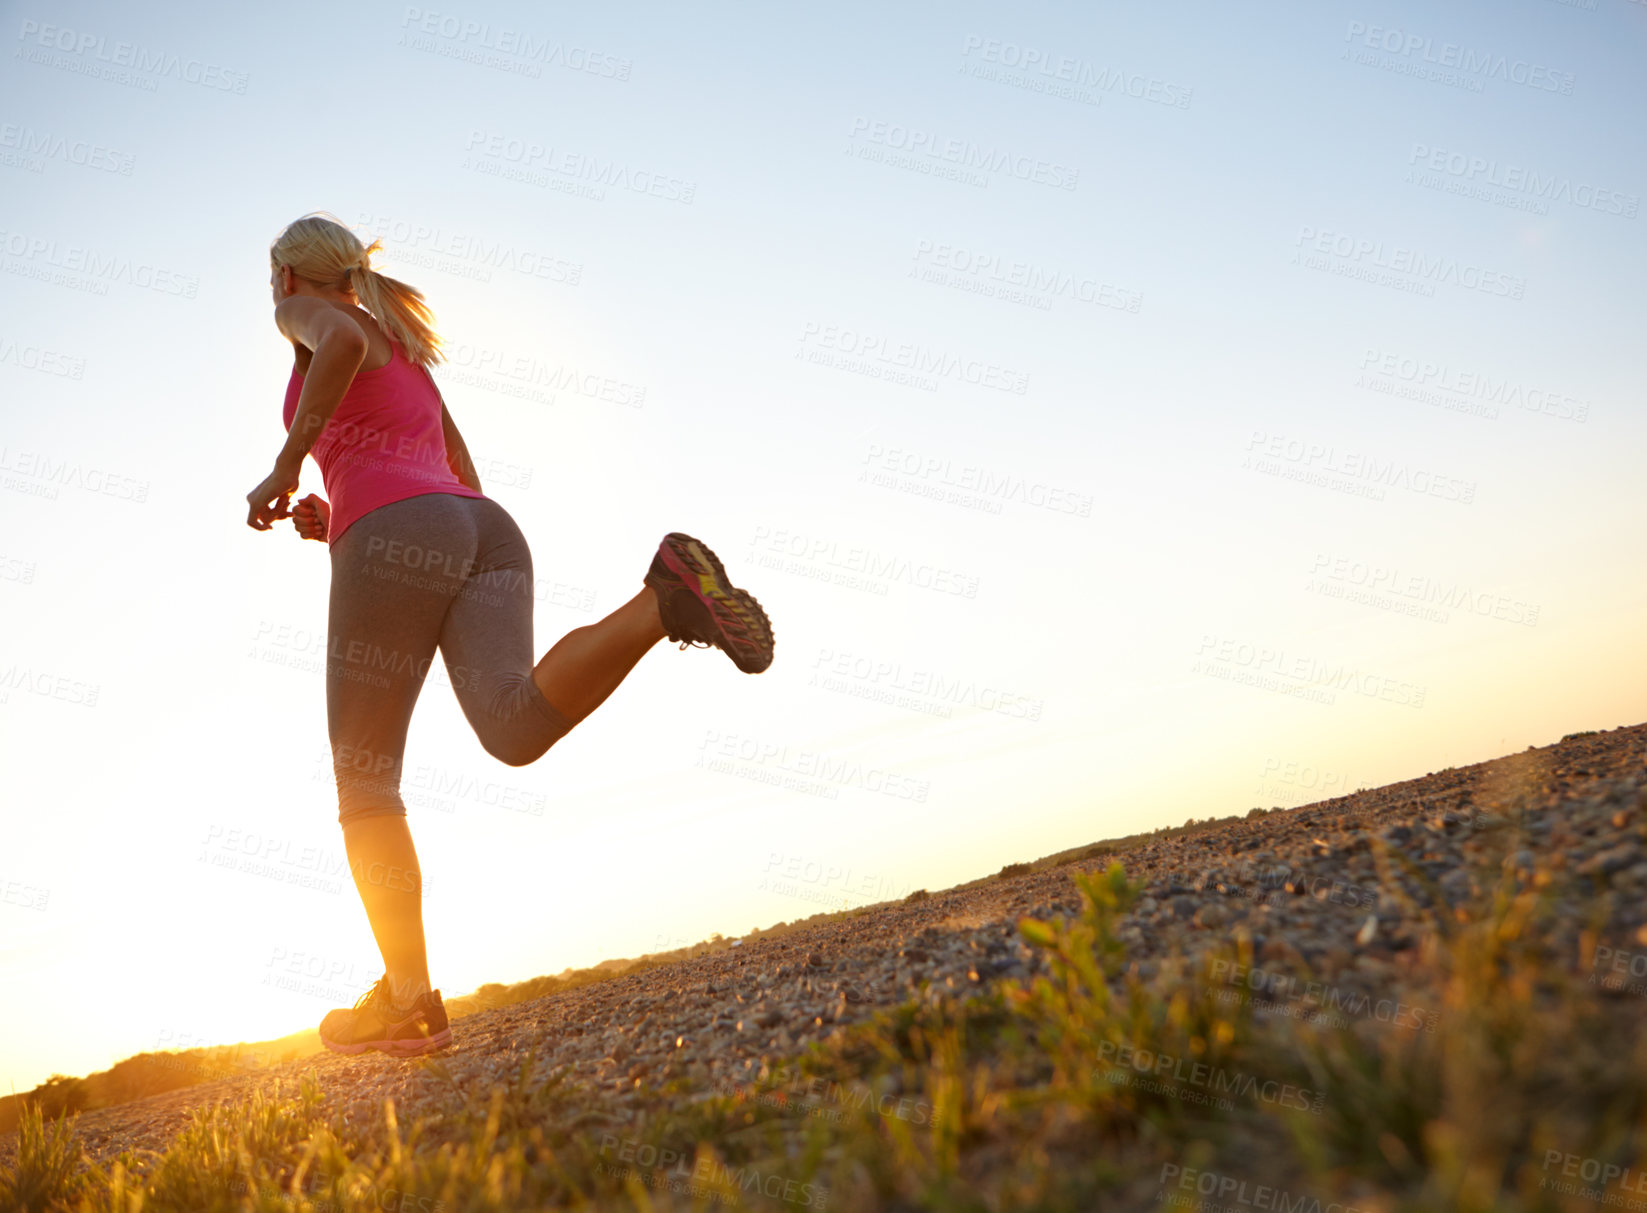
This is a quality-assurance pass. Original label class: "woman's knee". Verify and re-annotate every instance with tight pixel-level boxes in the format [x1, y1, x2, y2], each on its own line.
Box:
[336, 792, 408, 828]
[470, 678, 574, 767]
[477, 729, 558, 768]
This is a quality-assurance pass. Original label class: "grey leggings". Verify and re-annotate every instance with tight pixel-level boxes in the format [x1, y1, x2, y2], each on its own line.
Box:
[326, 492, 573, 826]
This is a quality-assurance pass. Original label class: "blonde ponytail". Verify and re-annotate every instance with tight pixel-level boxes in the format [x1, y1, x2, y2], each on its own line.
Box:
[269, 213, 444, 369]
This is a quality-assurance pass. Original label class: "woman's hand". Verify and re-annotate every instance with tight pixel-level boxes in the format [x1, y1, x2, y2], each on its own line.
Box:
[246, 458, 301, 531]
[291, 494, 330, 542]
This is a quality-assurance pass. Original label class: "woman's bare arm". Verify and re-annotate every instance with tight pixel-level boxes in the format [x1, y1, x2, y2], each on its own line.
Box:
[275, 297, 370, 466]
[248, 299, 371, 529]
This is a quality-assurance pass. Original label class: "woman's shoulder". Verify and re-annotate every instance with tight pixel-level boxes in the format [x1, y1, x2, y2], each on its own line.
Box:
[290, 307, 396, 377]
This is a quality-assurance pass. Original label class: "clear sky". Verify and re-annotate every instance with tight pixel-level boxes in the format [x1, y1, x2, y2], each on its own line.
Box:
[2, 0, 1643, 1094]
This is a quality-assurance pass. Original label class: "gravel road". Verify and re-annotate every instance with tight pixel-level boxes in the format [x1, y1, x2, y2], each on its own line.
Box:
[11, 721, 1645, 1174]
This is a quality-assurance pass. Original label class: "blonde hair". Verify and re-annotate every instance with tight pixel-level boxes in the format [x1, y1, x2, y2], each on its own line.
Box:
[269, 212, 443, 368]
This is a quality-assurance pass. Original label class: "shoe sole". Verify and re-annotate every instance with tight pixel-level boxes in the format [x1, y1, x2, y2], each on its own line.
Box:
[321, 1026, 452, 1057]
[656, 533, 774, 674]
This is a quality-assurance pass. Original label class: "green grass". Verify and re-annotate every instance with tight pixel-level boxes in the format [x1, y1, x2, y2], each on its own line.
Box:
[11, 806, 1647, 1212]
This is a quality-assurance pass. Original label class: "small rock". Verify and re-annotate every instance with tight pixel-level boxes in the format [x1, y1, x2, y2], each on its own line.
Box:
[1194, 904, 1226, 929]
[1578, 846, 1636, 878]
[1355, 916, 1377, 947]
[806, 952, 826, 968]
[1440, 870, 1472, 901]
[901, 946, 930, 962]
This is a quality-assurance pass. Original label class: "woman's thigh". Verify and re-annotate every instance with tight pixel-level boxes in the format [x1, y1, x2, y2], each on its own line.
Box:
[326, 494, 482, 822]
[436, 497, 570, 765]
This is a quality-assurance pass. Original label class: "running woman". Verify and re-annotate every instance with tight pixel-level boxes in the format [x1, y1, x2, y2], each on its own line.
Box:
[246, 213, 774, 1057]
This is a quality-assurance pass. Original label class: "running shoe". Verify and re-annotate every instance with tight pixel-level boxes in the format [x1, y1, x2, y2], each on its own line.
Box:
[319, 977, 451, 1057]
[643, 532, 775, 674]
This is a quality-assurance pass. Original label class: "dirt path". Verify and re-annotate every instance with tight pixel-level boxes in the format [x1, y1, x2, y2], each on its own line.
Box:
[9, 722, 1644, 1172]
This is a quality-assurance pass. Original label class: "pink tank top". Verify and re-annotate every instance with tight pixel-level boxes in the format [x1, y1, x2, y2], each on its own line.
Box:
[282, 338, 485, 546]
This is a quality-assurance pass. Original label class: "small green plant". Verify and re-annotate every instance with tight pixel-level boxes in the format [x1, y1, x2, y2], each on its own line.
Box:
[0, 1100, 87, 1212]
[15, 813, 1647, 1212]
